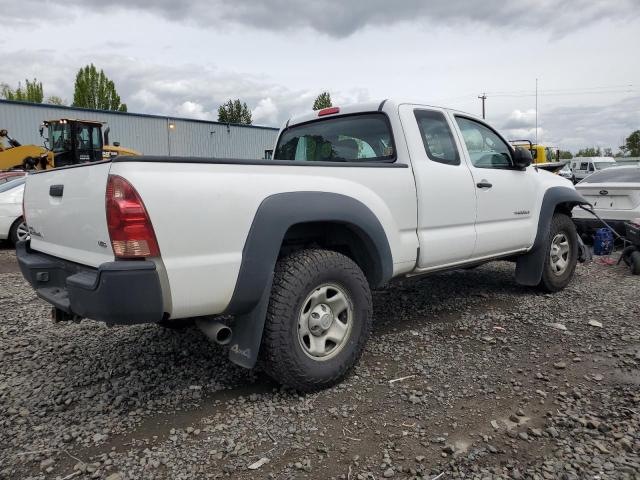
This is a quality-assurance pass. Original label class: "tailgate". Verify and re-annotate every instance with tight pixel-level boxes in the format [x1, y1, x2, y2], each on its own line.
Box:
[578, 185, 640, 211]
[24, 163, 114, 267]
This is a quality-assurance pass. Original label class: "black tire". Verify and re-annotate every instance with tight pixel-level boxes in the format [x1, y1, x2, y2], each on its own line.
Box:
[537, 213, 579, 292]
[630, 251, 640, 275]
[262, 249, 372, 392]
[22, 157, 38, 170]
[9, 218, 28, 246]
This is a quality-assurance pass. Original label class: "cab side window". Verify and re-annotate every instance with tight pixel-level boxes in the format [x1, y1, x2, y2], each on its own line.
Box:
[414, 110, 460, 165]
[580, 162, 589, 170]
[455, 116, 513, 169]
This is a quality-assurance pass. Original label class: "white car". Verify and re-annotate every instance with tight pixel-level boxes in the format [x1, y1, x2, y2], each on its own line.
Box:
[0, 177, 29, 245]
[569, 157, 617, 183]
[572, 166, 640, 235]
[18, 100, 588, 390]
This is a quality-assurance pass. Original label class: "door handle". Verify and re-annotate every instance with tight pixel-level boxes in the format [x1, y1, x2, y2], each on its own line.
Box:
[476, 181, 492, 189]
[49, 185, 64, 197]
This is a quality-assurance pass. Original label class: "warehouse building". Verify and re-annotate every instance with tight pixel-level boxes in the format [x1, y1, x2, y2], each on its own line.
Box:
[0, 100, 279, 159]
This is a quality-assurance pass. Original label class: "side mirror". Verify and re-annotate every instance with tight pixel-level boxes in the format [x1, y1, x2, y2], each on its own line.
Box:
[513, 147, 532, 170]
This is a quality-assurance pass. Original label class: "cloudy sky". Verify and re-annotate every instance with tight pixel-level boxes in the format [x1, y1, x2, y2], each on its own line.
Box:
[3, 0, 639, 152]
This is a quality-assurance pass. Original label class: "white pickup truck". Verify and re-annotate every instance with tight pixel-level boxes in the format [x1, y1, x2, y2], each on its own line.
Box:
[18, 100, 587, 391]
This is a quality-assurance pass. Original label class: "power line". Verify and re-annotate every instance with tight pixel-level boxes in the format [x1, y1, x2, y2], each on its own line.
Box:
[490, 89, 636, 98]
[485, 83, 634, 95]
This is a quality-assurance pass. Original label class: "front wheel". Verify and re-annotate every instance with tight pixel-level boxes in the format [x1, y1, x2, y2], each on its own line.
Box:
[537, 213, 578, 292]
[262, 249, 372, 392]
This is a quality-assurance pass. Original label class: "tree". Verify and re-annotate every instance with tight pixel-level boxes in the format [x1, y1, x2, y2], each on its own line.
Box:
[603, 147, 613, 157]
[312, 92, 332, 110]
[1, 78, 44, 103]
[575, 147, 601, 157]
[620, 130, 640, 157]
[559, 150, 573, 159]
[72, 64, 127, 111]
[45, 95, 66, 106]
[217, 99, 252, 124]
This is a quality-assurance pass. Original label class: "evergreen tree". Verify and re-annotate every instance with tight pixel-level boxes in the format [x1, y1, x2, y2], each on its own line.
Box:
[217, 99, 252, 124]
[72, 64, 127, 111]
[312, 92, 332, 110]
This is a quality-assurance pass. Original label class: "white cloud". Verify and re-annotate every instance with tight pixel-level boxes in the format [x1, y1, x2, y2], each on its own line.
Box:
[502, 109, 537, 130]
[7, 0, 640, 37]
[252, 98, 279, 125]
[176, 101, 213, 120]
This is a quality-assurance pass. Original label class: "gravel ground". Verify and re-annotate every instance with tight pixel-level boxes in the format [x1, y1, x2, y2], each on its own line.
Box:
[0, 243, 638, 480]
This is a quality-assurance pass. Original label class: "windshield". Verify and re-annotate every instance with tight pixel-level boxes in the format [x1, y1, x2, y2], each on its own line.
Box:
[274, 113, 395, 162]
[580, 167, 640, 184]
[595, 162, 616, 170]
[49, 122, 71, 153]
[0, 177, 26, 194]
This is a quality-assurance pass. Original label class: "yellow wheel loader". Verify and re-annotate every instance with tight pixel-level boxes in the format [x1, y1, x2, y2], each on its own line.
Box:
[42, 119, 140, 167]
[509, 140, 565, 173]
[0, 119, 140, 171]
[0, 129, 53, 170]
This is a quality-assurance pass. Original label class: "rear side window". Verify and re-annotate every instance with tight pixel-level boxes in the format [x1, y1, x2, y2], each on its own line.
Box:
[580, 167, 640, 183]
[274, 113, 395, 162]
[414, 110, 459, 165]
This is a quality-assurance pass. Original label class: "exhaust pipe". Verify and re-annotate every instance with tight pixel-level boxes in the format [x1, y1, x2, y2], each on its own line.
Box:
[196, 318, 232, 345]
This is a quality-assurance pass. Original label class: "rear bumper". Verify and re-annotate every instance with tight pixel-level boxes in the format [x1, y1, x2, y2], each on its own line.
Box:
[16, 241, 164, 325]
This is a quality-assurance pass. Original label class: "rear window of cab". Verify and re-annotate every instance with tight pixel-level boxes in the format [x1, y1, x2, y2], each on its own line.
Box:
[274, 113, 395, 162]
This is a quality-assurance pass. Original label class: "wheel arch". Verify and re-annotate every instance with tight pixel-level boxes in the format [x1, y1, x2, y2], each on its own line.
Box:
[515, 186, 588, 286]
[224, 192, 393, 316]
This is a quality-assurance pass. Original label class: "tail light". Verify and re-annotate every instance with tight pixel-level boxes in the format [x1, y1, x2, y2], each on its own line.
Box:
[106, 175, 160, 258]
[318, 107, 340, 116]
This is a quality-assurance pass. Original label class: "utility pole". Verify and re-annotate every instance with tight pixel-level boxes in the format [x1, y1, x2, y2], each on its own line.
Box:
[478, 93, 487, 119]
[535, 78, 538, 146]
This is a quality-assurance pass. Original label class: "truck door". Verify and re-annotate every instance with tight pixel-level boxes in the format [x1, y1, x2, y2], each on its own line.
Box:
[451, 114, 537, 258]
[400, 106, 476, 268]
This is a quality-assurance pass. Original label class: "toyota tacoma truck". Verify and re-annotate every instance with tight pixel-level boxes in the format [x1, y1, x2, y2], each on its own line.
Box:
[17, 100, 587, 391]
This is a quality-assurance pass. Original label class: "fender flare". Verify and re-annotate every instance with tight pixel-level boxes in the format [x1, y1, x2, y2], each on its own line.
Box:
[515, 186, 588, 286]
[224, 191, 393, 368]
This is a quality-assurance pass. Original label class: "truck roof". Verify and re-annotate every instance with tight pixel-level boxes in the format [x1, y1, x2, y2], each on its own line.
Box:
[286, 99, 477, 128]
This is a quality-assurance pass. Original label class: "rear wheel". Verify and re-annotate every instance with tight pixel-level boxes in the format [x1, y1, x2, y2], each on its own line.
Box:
[538, 213, 578, 292]
[9, 218, 29, 245]
[262, 249, 372, 392]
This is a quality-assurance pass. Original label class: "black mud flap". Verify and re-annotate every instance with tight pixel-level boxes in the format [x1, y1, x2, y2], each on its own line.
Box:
[577, 235, 591, 263]
[227, 276, 273, 369]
